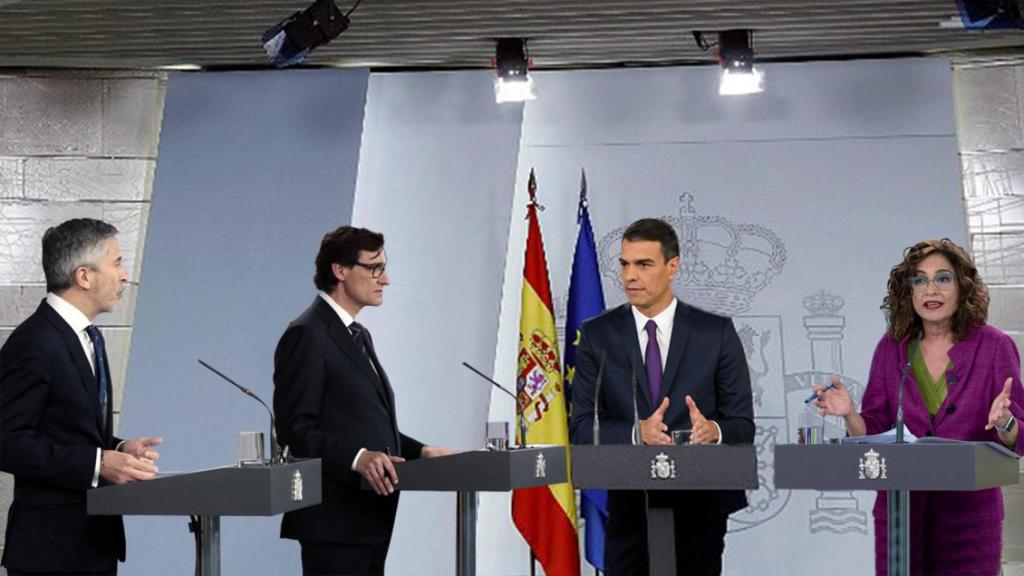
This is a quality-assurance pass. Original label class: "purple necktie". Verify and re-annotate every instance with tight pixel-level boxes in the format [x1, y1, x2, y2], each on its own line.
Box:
[644, 319, 662, 402]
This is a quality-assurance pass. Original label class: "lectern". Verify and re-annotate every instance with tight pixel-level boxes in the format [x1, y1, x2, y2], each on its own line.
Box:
[572, 445, 758, 576]
[382, 446, 568, 576]
[775, 440, 1020, 576]
[88, 459, 321, 576]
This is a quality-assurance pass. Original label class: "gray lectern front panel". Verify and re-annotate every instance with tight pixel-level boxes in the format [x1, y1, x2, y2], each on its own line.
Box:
[571, 445, 758, 490]
[390, 446, 567, 492]
[87, 459, 322, 516]
[774, 442, 1019, 491]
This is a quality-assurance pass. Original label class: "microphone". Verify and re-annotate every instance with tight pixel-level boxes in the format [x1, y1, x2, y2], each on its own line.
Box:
[461, 362, 529, 449]
[592, 352, 607, 446]
[625, 352, 642, 445]
[895, 335, 922, 444]
[631, 371, 641, 445]
[198, 359, 284, 464]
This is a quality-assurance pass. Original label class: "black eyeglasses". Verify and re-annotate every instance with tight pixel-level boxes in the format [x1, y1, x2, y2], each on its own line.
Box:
[353, 261, 387, 278]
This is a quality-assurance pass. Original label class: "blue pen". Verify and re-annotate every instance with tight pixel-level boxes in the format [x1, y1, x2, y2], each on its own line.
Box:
[804, 382, 836, 404]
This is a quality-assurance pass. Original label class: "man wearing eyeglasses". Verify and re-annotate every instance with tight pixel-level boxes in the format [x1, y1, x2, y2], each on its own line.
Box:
[273, 225, 451, 576]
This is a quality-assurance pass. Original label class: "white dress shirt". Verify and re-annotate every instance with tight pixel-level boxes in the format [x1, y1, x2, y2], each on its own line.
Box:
[631, 298, 722, 444]
[632, 298, 676, 371]
[317, 291, 369, 470]
[45, 293, 104, 487]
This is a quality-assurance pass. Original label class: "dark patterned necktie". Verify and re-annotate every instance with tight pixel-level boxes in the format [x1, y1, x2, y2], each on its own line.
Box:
[84, 325, 108, 425]
[644, 319, 663, 403]
[348, 321, 370, 358]
[349, 322, 381, 376]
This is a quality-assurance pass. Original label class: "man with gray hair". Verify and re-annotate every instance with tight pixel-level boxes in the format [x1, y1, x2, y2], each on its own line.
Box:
[1, 218, 163, 575]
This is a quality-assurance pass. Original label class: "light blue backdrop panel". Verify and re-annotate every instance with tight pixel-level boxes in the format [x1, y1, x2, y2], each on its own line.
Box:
[121, 69, 368, 576]
[350, 70, 524, 575]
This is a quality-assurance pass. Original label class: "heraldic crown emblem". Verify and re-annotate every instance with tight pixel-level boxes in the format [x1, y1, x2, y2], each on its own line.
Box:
[599, 193, 787, 316]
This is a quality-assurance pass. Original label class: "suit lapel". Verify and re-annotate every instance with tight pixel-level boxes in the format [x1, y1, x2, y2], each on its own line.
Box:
[614, 304, 652, 413]
[314, 299, 393, 412]
[661, 300, 691, 399]
[362, 330, 397, 411]
[39, 302, 103, 426]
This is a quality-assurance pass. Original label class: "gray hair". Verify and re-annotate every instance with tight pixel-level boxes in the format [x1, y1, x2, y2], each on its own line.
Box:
[42, 218, 118, 293]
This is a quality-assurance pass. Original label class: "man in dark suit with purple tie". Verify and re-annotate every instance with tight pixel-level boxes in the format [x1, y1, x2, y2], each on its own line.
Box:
[569, 218, 755, 576]
[1, 218, 163, 576]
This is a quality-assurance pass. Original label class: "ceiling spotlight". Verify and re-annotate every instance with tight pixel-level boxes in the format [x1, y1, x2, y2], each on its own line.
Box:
[494, 38, 536, 103]
[716, 29, 764, 96]
[262, 0, 353, 68]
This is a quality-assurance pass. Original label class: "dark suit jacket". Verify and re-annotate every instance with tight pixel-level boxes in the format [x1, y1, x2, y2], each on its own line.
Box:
[273, 297, 423, 544]
[0, 300, 124, 574]
[569, 301, 755, 516]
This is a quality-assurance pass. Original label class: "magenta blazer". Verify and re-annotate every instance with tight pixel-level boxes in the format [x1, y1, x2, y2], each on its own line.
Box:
[860, 324, 1024, 576]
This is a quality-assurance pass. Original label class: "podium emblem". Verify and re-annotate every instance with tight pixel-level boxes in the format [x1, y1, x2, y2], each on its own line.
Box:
[291, 470, 304, 501]
[650, 453, 677, 479]
[535, 453, 547, 478]
[858, 449, 887, 480]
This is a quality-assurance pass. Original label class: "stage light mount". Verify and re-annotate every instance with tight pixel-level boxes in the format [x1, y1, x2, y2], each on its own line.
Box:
[494, 38, 536, 103]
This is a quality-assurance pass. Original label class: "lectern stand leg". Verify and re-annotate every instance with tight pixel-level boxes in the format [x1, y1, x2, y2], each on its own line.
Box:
[646, 498, 677, 576]
[456, 491, 477, 576]
[886, 489, 909, 576]
[200, 515, 221, 576]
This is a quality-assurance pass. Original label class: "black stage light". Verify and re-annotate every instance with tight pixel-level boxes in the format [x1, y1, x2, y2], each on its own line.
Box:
[494, 38, 536, 103]
[716, 29, 763, 96]
[262, 0, 350, 67]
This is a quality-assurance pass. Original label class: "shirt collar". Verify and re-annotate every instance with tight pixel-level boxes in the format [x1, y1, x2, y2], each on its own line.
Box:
[46, 292, 92, 334]
[318, 291, 355, 328]
[632, 297, 677, 337]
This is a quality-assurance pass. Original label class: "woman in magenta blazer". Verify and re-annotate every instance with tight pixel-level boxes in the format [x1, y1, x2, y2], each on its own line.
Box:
[814, 238, 1023, 576]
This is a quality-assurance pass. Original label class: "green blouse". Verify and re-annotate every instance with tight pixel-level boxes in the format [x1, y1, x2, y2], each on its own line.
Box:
[910, 343, 952, 418]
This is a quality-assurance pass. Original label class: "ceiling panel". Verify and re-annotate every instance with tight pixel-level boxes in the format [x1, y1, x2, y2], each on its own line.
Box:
[0, 0, 1021, 70]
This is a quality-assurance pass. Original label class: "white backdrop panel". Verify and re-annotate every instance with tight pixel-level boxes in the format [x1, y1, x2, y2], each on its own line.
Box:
[351, 70, 525, 576]
[491, 58, 963, 575]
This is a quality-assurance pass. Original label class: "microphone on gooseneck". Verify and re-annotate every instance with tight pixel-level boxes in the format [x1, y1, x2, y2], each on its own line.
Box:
[631, 370, 642, 446]
[895, 335, 922, 445]
[592, 351, 607, 446]
[198, 359, 284, 464]
[461, 361, 529, 449]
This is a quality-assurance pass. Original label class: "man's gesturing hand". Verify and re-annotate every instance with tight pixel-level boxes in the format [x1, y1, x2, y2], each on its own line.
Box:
[356, 450, 405, 496]
[640, 397, 673, 445]
[686, 395, 720, 445]
[100, 450, 158, 485]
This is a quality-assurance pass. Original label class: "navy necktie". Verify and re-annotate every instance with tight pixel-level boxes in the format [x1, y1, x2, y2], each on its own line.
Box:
[644, 319, 663, 403]
[349, 322, 381, 377]
[84, 325, 108, 424]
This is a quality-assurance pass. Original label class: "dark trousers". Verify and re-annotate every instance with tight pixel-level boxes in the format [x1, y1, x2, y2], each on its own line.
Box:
[605, 491, 729, 576]
[300, 541, 390, 576]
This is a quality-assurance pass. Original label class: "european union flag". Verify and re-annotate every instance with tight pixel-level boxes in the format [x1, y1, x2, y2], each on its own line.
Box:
[563, 169, 608, 571]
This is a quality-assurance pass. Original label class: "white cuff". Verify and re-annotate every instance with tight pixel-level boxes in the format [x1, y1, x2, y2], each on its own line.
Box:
[351, 448, 367, 471]
[713, 421, 723, 445]
[92, 448, 101, 488]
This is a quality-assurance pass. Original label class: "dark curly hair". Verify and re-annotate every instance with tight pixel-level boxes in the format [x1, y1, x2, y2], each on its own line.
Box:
[882, 238, 988, 341]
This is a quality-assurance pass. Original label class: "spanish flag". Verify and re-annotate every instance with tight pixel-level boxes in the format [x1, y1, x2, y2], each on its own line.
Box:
[512, 169, 580, 576]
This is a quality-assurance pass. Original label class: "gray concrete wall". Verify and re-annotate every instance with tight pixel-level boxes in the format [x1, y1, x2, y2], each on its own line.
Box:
[0, 70, 165, 569]
[952, 61, 1024, 570]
